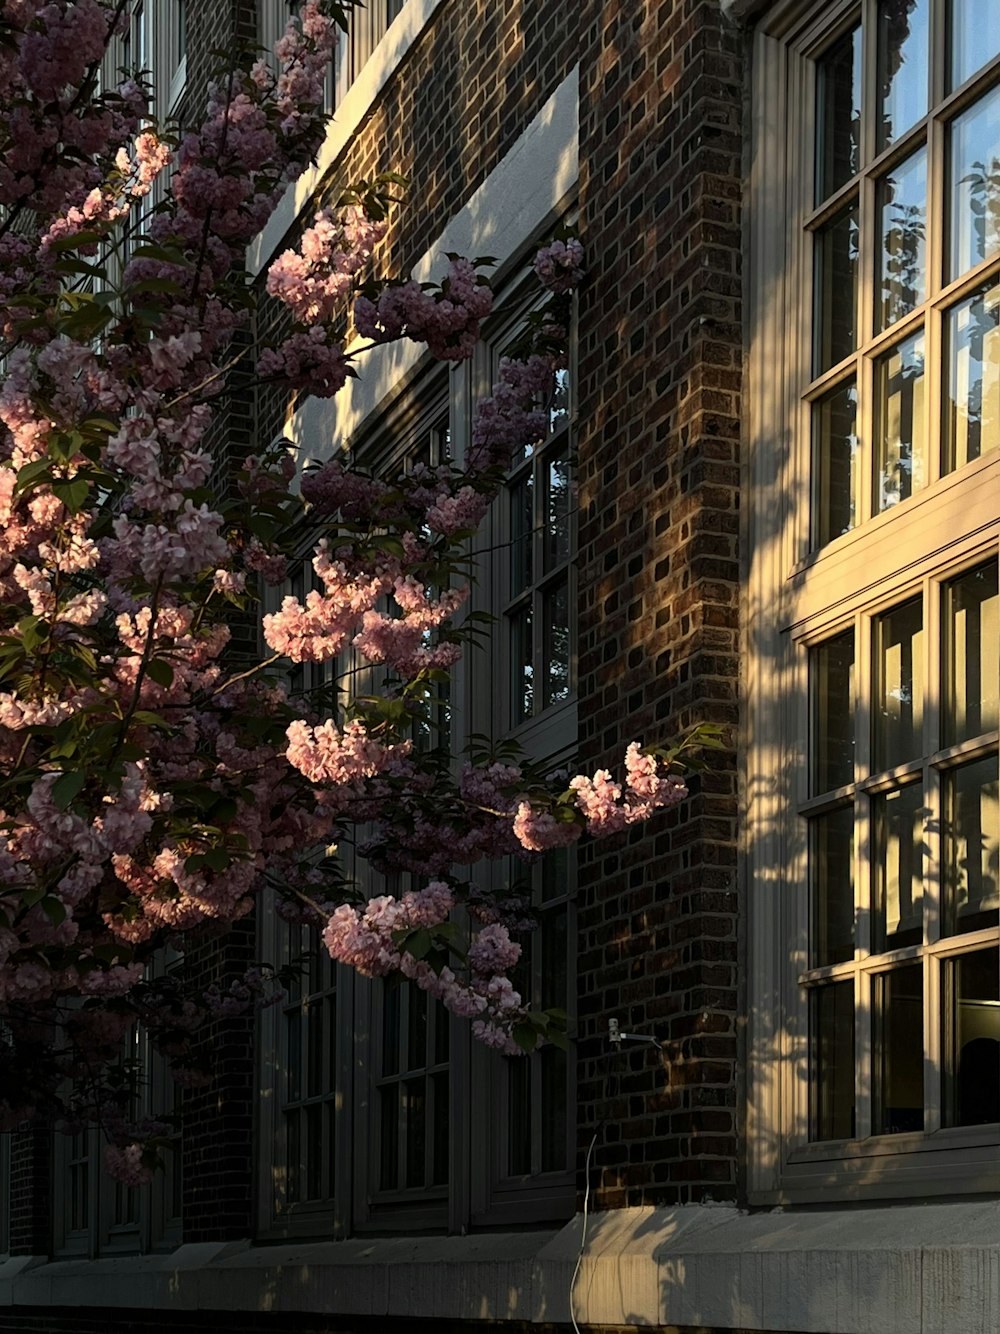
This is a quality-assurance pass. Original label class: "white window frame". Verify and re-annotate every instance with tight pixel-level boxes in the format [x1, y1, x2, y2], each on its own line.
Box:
[745, 0, 1000, 1205]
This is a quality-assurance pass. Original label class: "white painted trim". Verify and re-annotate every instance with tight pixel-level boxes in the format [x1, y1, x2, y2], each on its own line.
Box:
[248, 0, 447, 279]
[4, 1202, 999, 1332]
[284, 64, 580, 467]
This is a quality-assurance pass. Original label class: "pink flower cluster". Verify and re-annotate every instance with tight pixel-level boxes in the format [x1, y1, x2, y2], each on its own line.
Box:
[533, 237, 585, 293]
[267, 204, 387, 324]
[353, 577, 469, 677]
[257, 326, 352, 398]
[467, 353, 557, 473]
[355, 258, 494, 360]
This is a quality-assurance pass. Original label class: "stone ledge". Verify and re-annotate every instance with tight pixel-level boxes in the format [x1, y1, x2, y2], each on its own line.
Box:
[2, 1200, 998, 1332]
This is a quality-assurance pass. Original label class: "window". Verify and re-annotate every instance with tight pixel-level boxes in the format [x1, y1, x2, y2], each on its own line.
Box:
[258, 0, 407, 110]
[258, 249, 580, 1234]
[747, 0, 999, 1203]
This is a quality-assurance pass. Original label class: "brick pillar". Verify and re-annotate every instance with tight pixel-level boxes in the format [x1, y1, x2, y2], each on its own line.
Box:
[9, 1127, 51, 1254]
[575, 0, 744, 1206]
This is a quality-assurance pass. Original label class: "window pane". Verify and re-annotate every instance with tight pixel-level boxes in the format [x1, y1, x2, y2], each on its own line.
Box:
[507, 1056, 531, 1175]
[814, 207, 859, 373]
[946, 87, 1000, 283]
[875, 963, 925, 1133]
[945, 949, 1000, 1126]
[542, 579, 571, 708]
[509, 603, 533, 723]
[811, 806, 855, 966]
[877, 0, 929, 151]
[811, 981, 855, 1140]
[943, 756, 1000, 936]
[541, 904, 568, 1009]
[877, 149, 927, 330]
[873, 782, 924, 949]
[382, 976, 400, 1077]
[540, 1045, 568, 1172]
[432, 1071, 449, 1185]
[812, 378, 859, 547]
[407, 986, 427, 1070]
[949, 0, 1000, 90]
[379, 1086, 399, 1190]
[544, 445, 572, 572]
[944, 561, 999, 744]
[875, 328, 927, 510]
[550, 366, 570, 435]
[404, 1077, 426, 1188]
[944, 282, 1000, 472]
[816, 24, 863, 203]
[286, 1110, 301, 1203]
[286, 1007, 301, 1101]
[305, 1103, 322, 1201]
[509, 473, 533, 595]
[812, 629, 855, 792]
[875, 597, 924, 769]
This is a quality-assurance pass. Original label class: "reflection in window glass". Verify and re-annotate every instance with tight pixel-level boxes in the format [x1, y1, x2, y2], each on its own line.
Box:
[510, 474, 533, 595]
[949, 0, 1000, 90]
[877, 0, 929, 151]
[945, 950, 1000, 1126]
[877, 149, 927, 330]
[813, 379, 859, 547]
[875, 964, 925, 1133]
[875, 597, 924, 770]
[509, 604, 533, 723]
[545, 446, 571, 572]
[542, 579, 571, 708]
[946, 87, 1000, 283]
[376, 976, 449, 1193]
[816, 25, 862, 203]
[814, 207, 859, 373]
[873, 782, 924, 949]
[812, 630, 855, 792]
[811, 982, 855, 1140]
[944, 283, 1000, 472]
[811, 806, 855, 967]
[943, 756, 1000, 936]
[875, 329, 927, 510]
[944, 561, 999, 745]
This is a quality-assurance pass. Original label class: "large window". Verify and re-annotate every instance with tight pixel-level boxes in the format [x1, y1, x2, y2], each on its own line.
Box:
[258, 252, 580, 1235]
[747, 0, 999, 1203]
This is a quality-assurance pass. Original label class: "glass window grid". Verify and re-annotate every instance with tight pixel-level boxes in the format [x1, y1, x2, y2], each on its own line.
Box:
[799, 558, 998, 1150]
[805, 10, 1000, 553]
[502, 366, 575, 731]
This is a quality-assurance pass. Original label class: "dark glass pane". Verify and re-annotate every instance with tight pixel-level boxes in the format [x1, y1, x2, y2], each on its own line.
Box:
[877, 0, 929, 151]
[949, 0, 1000, 90]
[875, 329, 927, 510]
[307, 1003, 323, 1098]
[507, 1056, 531, 1175]
[509, 474, 533, 595]
[816, 24, 863, 202]
[382, 976, 400, 1077]
[945, 949, 1000, 1125]
[943, 756, 999, 936]
[873, 782, 924, 949]
[812, 378, 859, 546]
[509, 604, 533, 723]
[285, 1008, 301, 1102]
[875, 964, 925, 1133]
[944, 283, 1000, 472]
[305, 1103, 322, 1200]
[404, 1077, 426, 1188]
[812, 806, 855, 967]
[814, 207, 859, 373]
[944, 561, 999, 744]
[542, 578, 571, 708]
[813, 630, 855, 792]
[407, 986, 427, 1071]
[286, 1111, 301, 1203]
[541, 845, 569, 902]
[541, 905, 568, 1010]
[379, 1086, 399, 1190]
[811, 981, 855, 1140]
[946, 88, 1000, 282]
[877, 150, 927, 330]
[432, 1071, 449, 1185]
[874, 597, 924, 768]
[540, 1045, 568, 1172]
[433, 999, 449, 1064]
[545, 445, 572, 572]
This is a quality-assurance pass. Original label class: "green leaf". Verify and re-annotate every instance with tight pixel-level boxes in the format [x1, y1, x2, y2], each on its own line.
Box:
[14, 459, 53, 494]
[51, 771, 85, 810]
[132, 709, 172, 729]
[145, 658, 174, 688]
[40, 896, 67, 926]
[51, 477, 89, 514]
[512, 1022, 538, 1054]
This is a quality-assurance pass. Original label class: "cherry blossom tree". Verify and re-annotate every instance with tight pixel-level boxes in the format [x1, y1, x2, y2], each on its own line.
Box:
[0, 0, 717, 1182]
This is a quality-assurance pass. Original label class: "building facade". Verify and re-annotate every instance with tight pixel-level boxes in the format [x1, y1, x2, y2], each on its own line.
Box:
[0, 0, 997, 1331]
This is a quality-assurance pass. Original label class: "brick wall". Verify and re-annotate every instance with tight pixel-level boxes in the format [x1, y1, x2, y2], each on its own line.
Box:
[574, 0, 744, 1206]
[7, 1128, 51, 1255]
